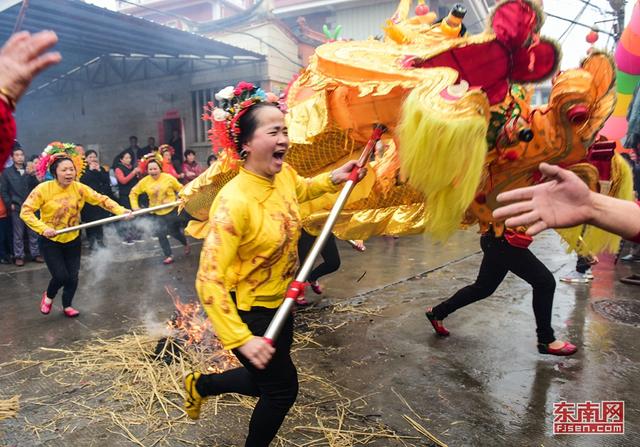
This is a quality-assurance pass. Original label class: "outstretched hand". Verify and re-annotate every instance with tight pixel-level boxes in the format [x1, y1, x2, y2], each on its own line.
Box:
[0, 31, 61, 103]
[493, 163, 595, 235]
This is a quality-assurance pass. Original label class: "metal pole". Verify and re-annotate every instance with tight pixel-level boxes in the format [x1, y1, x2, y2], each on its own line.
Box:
[54, 201, 181, 235]
[263, 124, 387, 344]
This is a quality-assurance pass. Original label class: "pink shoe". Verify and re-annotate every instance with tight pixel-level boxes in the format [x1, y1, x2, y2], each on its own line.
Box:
[309, 281, 323, 295]
[295, 288, 310, 306]
[537, 341, 577, 356]
[40, 292, 53, 315]
[163, 256, 174, 265]
[184, 244, 191, 256]
[63, 307, 80, 318]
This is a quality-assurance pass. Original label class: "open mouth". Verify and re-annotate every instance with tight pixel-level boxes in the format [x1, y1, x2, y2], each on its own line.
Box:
[273, 150, 286, 161]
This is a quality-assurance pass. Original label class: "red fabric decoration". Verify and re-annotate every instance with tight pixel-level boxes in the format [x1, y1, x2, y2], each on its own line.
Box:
[409, 42, 510, 105]
[0, 100, 15, 173]
[491, 0, 538, 50]
[510, 41, 558, 82]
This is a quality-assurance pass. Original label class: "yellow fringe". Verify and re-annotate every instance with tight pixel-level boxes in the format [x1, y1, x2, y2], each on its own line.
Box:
[557, 154, 634, 255]
[397, 89, 488, 240]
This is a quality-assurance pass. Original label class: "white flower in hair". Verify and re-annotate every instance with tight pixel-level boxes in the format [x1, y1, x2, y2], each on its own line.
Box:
[213, 108, 228, 121]
[215, 86, 235, 101]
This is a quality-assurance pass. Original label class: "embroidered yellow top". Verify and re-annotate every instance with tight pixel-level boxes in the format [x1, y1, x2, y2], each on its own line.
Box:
[129, 173, 182, 215]
[196, 164, 338, 349]
[21, 181, 126, 243]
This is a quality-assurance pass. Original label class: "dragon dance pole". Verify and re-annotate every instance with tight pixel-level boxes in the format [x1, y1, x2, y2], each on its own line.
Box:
[263, 124, 387, 345]
[55, 201, 181, 235]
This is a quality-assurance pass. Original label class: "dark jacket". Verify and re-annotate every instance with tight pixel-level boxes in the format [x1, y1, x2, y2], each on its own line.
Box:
[80, 166, 115, 222]
[0, 164, 39, 209]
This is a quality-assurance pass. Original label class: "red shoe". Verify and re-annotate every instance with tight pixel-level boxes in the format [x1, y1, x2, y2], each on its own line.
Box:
[63, 307, 80, 318]
[163, 256, 174, 265]
[308, 281, 323, 295]
[537, 341, 577, 356]
[295, 288, 310, 306]
[40, 292, 53, 315]
[425, 308, 450, 336]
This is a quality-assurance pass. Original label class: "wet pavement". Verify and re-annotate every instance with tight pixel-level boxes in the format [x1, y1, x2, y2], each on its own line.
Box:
[0, 228, 638, 446]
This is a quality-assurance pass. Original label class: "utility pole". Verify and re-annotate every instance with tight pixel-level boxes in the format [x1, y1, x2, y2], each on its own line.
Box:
[608, 0, 625, 41]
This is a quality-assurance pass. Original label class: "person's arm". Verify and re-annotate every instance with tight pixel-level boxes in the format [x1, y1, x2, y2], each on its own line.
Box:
[115, 167, 137, 184]
[128, 180, 143, 210]
[588, 195, 640, 241]
[0, 172, 10, 207]
[294, 160, 366, 202]
[80, 183, 127, 215]
[169, 175, 183, 194]
[493, 163, 640, 240]
[0, 101, 15, 172]
[196, 196, 254, 351]
[19, 186, 49, 235]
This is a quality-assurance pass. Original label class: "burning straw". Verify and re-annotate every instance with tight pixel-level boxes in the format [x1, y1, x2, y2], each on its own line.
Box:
[0, 291, 432, 446]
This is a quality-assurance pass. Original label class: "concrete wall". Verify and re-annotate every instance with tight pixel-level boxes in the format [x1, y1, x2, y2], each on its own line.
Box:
[15, 60, 267, 165]
[210, 21, 302, 88]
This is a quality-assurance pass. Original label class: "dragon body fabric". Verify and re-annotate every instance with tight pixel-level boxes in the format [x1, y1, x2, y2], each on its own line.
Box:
[182, 0, 633, 254]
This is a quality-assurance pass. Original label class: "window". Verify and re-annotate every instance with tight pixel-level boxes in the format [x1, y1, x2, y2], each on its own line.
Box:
[191, 87, 219, 143]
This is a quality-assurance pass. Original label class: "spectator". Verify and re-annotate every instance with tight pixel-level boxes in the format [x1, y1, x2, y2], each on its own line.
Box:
[80, 150, 115, 250]
[181, 149, 202, 184]
[137, 136, 158, 160]
[0, 31, 61, 170]
[169, 129, 183, 168]
[112, 136, 141, 168]
[1, 147, 43, 265]
[207, 154, 216, 167]
[114, 151, 140, 245]
[0, 193, 10, 264]
[159, 145, 183, 180]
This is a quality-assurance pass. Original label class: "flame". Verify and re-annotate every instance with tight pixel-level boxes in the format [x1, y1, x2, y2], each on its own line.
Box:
[164, 286, 239, 371]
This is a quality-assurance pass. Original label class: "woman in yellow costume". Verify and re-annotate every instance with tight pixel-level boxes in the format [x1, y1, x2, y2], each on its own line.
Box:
[21, 143, 130, 317]
[183, 82, 365, 447]
[130, 155, 189, 265]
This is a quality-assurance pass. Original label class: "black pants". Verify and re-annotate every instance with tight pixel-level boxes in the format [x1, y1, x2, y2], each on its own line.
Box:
[432, 235, 556, 344]
[154, 211, 187, 257]
[86, 226, 104, 249]
[196, 308, 298, 447]
[117, 195, 138, 241]
[39, 236, 82, 308]
[297, 229, 340, 282]
[575, 256, 590, 274]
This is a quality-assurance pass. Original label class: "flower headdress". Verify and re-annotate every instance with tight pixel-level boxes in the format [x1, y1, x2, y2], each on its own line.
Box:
[159, 144, 175, 156]
[202, 81, 279, 168]
[137, 151, 163, 175]
[36, 142, 85, 179]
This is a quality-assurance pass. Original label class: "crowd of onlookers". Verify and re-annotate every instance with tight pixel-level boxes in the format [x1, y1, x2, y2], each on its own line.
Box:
[0, 135, 213, 265]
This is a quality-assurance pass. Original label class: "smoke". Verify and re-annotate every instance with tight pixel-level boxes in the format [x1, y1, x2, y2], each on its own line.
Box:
[78, 212, 197, 336]
[140, 308, 171, 338]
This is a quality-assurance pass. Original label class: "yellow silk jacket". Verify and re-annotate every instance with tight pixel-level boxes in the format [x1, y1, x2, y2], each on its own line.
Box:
[21, 180, 126, 243]
[129, 173, 182, 215]
[196, 164, 338, 349]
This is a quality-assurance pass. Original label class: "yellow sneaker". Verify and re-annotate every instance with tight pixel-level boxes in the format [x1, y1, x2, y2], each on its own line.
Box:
[184, 372, 205, 419]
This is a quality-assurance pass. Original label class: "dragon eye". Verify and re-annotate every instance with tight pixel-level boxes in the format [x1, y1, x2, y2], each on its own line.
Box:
[567, 104, 589, 125]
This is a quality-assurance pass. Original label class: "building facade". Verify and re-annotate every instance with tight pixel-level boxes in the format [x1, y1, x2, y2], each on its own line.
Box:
[14, 0, 498, 163]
